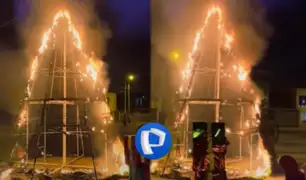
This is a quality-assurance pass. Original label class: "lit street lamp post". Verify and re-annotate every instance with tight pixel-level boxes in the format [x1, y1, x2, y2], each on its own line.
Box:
[124, 74, 135, 113]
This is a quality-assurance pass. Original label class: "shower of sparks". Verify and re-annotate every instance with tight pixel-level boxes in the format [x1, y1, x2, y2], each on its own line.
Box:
[254, 138, 272, 177]
[17, 10, 112, 128]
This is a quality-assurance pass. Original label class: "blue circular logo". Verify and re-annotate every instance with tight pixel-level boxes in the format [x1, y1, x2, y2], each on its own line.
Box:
[135, 123, 172, 160]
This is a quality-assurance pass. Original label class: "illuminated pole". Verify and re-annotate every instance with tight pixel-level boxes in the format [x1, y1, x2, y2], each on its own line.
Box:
[239, 105, 244, 159]
[215, 27, 221, 122]
[126, 74, 135, 113]
[185, 104, 189, 158]
[250, 135, 253, 170]
[128, 83, 131, 113]
[74, 78, 80, 156]
[44, 107, 47, 161]
[105, 132, 107, 168]
[124, 82, 127, 113]
[62, 32, 67, 165]
[26, 105, 29, 163]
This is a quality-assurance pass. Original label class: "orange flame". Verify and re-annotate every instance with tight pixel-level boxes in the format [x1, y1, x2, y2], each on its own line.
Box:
[112, 137, 129, 175]
[254, 139, 271, 177]
[233, 64, 248, 81]
[253, 98, 271, 178]
[175, 6, 224, 126]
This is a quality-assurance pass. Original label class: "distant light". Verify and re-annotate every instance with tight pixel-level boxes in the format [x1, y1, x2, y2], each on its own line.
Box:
[225, 128, 231, 133]
[173, 52, 179, 59]
[127, 74, 135, 82]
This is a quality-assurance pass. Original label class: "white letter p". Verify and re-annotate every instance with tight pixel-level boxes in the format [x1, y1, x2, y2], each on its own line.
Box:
[140, 128, 166, 155]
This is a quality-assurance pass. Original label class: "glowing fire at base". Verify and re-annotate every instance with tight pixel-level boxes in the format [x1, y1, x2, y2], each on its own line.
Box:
[119, 164, 129, 175]
[112, 137, 129, 175]
[252, 97, 271, 178]
[1, 168, 13, 179]
[253, 138, 271, 178]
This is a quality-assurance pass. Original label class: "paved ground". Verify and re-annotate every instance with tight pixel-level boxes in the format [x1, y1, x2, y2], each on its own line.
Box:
[276, 127, 306, 164]
[4, 157, 286, 179]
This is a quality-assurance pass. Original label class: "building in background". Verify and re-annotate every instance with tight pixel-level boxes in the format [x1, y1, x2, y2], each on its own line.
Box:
[251, 69, 305, 127]
[106, 92, 117, 112]
[296, 88, 306, 125]
[116, 92, 150, 112]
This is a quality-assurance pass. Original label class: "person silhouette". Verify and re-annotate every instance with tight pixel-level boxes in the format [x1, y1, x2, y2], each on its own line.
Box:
[279, 155, 305, 180]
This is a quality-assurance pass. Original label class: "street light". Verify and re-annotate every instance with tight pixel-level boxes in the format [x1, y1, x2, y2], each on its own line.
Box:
[124, 73, 135, 113]
[127, 74, 135, 81]
[169, 50, 181, 63]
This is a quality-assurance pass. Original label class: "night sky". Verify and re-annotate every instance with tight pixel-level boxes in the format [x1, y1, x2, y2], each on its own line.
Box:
[95, 0, 150, 95]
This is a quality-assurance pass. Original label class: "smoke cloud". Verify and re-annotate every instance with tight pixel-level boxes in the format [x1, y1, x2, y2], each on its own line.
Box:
[224, 0, 272, 67]
[151, 0, 204, 124]
[18, 0, 111, 56]
[0, 49, 27, 115]
[228, 0, 272, 97]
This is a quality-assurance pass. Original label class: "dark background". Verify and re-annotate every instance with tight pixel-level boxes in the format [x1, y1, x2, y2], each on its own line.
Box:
[96, 0, 150, 95]
[96, 0, 151, 109]
[251, 0, 306, 88]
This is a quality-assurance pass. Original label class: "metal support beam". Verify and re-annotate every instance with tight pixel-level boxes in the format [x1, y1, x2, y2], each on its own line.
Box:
[215, 27, 221, 123]
[62, 32, 67, 166]
[185, 104, 190, 158]
[25, 98, 106, 106]
[177, 98, 254, 105]
[178, 98, 221, 105]
[27, 100, 75, 105]
[26, 104, 29, 163]
[195, 67, 216, 74]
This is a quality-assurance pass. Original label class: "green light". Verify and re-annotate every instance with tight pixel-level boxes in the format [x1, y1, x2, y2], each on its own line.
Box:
[192, 129, 204, 139]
